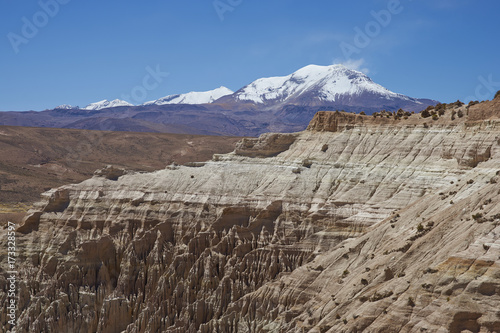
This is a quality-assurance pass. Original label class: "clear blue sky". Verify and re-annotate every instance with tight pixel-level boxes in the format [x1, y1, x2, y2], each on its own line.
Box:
[1, 0, 499, 111]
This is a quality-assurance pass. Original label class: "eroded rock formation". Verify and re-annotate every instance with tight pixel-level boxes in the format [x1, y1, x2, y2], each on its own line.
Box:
[2, 104, 500, 332]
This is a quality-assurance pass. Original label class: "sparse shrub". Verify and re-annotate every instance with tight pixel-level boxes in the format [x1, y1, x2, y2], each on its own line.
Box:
[424, 268, 438, 274]
[435, 103, 447, 110]
[292, 168, 301, 174]
[495, 90, 500, 99]
[321, 144, 329, 152]
[472, 213, 483, 221]
[407, 297, 415, 307]
[421, 109, 431, 118]
[360, 111, 366, 115]
[302, 159, 313, 168]
[417, 224, 424, 232]
[361, 278, 369, 285]
[457, 110, 464, 118]
[483, 244, 490, 250]
[432, 114, 439, 121]
[467, 179, 474, 184]
[342, 270, 350, 277]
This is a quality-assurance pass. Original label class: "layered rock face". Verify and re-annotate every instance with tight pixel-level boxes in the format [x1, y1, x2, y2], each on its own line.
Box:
[2, 106, 500, 332]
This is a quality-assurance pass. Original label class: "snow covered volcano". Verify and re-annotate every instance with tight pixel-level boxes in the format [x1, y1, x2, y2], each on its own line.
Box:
[216, 64, 436, 111]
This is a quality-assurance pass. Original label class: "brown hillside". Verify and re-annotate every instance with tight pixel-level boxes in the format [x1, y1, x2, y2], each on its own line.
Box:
[0, 126, 241, 207]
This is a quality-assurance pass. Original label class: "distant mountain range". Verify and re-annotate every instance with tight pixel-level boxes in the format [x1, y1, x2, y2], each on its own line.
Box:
[54, 87, 235, 110]
[0, 64, 438, 136]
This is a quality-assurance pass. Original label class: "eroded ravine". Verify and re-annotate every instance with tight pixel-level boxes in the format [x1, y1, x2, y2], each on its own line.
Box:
[1, 107, 500, 332]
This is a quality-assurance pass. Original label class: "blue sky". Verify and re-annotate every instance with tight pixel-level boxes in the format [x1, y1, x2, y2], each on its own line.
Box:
[1, 0, 499, 111]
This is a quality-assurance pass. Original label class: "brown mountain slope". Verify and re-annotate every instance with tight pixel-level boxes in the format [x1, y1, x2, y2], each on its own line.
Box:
[0, 125, 241, 206]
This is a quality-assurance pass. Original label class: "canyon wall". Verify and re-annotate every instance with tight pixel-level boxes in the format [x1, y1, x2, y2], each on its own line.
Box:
[2, 105, 500, 332]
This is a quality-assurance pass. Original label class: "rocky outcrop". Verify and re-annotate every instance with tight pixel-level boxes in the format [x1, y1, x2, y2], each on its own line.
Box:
[2, 109, 500, 332]
[94, 165, 128, 181]
[234, 133, 297, 158]
[306, 111, 364, 132]
[468, 94, 500, 121]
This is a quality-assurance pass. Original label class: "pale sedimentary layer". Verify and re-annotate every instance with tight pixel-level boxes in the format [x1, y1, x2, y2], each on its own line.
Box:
[1, 110, 500, 332]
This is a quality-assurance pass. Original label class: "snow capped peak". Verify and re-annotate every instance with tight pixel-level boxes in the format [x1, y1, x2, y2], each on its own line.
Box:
[233, 64, 406, 104]
[54, 104, 77, 110]
[292, 64, 346, 76]
[83, 99, 133, 111]
[57, 65, 422, 113]
[143, 86, 234, 106]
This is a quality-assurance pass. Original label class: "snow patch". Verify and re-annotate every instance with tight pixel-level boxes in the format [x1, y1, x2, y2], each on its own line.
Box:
[83, 99, 134, 110]
[144, 86, 233, 106]
[54, 104, 77, 110]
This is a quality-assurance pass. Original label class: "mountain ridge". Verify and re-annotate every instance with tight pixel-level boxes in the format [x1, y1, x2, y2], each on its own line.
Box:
[84, 99, 134, 110]
[143, 86, 234, 106]
[1, 64, 438, 136]
[220, 64, 424, 107]
[51, 64, 436, 111]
